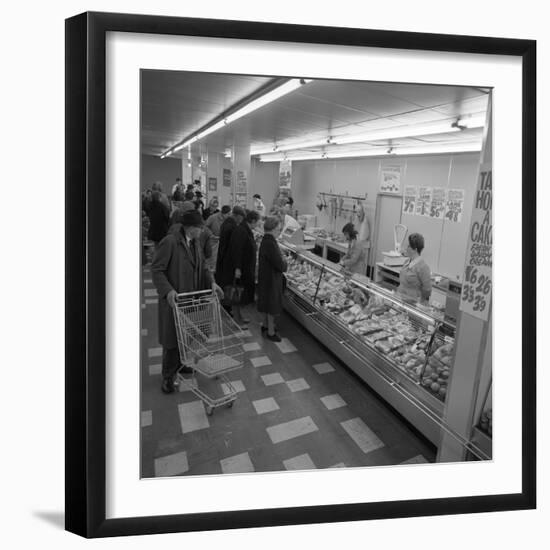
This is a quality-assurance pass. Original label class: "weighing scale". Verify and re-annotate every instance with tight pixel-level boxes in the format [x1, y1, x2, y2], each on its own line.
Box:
[382, 224, 409, 266]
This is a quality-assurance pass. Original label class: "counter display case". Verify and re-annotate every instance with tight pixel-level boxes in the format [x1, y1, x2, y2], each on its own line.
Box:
[281, 243, 458, 446]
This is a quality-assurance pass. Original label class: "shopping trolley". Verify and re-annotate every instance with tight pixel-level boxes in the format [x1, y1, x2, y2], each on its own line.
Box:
[173, 289, 246, 415]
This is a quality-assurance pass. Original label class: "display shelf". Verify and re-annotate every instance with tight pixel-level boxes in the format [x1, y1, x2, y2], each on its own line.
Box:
[280, 243, 462, 446]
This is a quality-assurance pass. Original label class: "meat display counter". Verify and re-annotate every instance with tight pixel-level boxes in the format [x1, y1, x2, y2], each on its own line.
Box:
[280, 243, 458, 446]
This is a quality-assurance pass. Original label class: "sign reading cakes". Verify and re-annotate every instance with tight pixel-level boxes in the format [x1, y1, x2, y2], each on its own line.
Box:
[379, 165, 402, 194]
[460, 163, 492, 321]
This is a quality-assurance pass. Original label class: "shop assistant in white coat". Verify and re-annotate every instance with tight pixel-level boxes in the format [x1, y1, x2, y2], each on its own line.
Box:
[340, 222, 368, 275]
[397, 233, 432, 304]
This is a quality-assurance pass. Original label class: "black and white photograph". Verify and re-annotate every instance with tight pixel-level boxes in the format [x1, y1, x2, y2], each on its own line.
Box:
[139, 70, 493, 478]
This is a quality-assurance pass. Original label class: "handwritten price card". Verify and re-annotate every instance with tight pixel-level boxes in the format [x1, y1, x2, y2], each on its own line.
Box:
[445, 188, 465, 223]
[430, 187, 447, 219]
[402, 186, 417, 214]
[459, 164, 492, 321]
[415, 186, 433, 217]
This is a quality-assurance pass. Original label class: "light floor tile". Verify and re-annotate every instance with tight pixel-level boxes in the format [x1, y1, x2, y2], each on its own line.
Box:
[148, 364, 162, 376]
[283, 453, 316, 470]
[267, 416, 319, 444]
[275, 338, 297, 353]
[221, 380, 246, 395]
[313, 362, 335, 374]
[144, 288, 157, 297]
[178, 377, 198, 392]
[250, 355, 272, 368]
[178, 401, 210, 434]
[145, 298, 158, 305]
[243, 342, 261, 352]
[261, 373, 285, 387]
[252, 397, 279, 415]
[401, 454, 429, 465]
[144, 278, 153, 284]
[286, 378, 310, 392]
[328, 463, 346, 468]
[141, 328, 148, 336]
[154, 451, 189, 477]
[148, 347, 162, 358]
[320, 394, 347, 410]
[220, 452, 255, 474]
[341, 418, 384, 454]
[141, 410, 152, 427]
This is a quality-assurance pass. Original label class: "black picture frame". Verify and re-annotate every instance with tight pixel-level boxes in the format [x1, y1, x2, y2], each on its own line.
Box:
[65, 11, 536, 538]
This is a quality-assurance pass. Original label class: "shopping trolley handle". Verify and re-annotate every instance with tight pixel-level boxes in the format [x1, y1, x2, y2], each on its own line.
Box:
[175, 289, 214, 301]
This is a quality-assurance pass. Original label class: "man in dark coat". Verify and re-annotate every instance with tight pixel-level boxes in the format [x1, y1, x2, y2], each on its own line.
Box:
[215, 205, 245, 290]
[226, 209, 260, 324]
[257, 216, 288, 342]
[151, 210, 223, 394]
[147, 191, 170, 245]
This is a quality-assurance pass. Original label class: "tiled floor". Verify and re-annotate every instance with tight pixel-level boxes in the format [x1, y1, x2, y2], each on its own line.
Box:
[140, 267, 436, 478]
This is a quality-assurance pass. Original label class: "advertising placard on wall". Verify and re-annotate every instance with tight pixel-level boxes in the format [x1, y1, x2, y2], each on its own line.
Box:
[445, 188, 465, 223]
[379, 165, 402, 194]
[459, 163, 492, 321]
[279, 160, 292, 189]
[223, 168, 232, 187]
[402, 185, 417, 214]
[415, 186, 433, 217]
[430, 187, 447, 219]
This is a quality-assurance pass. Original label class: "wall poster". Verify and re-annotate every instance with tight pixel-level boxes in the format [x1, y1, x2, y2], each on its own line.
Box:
[379, 165, 402, 194]
[402, 185, 417, 214]
[208, 177, 217, 192]
[430, 187, 447, 219]
[445, 188, 465, 223]
[222, 168, 232, 187]
[415, 186, 433, 217]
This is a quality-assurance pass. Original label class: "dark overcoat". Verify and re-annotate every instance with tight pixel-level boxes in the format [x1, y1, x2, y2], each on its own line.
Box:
[228, 222, 257, 304]
[151, 229, 212, 349]
[256, 233, 287, 315]
[147, 200, 169, 243]
[215, 217, 238, 287]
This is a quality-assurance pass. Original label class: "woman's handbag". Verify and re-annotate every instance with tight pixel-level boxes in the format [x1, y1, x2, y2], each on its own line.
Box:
[224, 278, 244, 305]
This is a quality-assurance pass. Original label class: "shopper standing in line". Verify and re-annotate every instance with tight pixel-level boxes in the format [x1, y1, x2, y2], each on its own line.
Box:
[215, 205, 246, 314]
[147, 191, 170, 247]
[397, 232, 432, 305]
[281, 196, 301, 235]
[151, 210, 224, 394]
[202, 197, 220, 221]
[340, 222, 368, 276]
[205, 205, 231, 271]
[252, 194, 266, 218]
[227, 209, 260, 325]
[151, 181, 171, 211]
[257, 216, 288, 342]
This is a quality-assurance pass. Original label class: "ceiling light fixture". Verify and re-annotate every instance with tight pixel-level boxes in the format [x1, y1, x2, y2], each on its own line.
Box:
[161, 78, 312, 158]
[251, 114, 486, 156]
[259, 140, 482, 162]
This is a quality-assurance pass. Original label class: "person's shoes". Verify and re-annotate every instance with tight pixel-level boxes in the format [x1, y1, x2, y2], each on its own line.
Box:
[161, 378, 175, 394]
[266, 332, 282, 342]
[261, 325, 268, 334]
[178, 365, 194, 374]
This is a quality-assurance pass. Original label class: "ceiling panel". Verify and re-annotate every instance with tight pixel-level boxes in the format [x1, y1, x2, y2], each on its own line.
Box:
[140, 70, 490, 158]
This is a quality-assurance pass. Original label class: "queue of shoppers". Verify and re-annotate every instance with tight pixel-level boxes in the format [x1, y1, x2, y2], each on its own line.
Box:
[144, 180, 289, 394]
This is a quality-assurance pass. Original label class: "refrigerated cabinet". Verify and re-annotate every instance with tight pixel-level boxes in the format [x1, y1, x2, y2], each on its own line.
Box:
[281, 244, 480, 452]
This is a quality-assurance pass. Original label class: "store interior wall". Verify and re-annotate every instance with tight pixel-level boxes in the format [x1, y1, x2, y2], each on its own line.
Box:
[250, 152, 480, 280]
[141, 154, 181, 194]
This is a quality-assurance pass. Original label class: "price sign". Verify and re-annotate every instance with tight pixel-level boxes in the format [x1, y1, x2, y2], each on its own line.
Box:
[430, 187, 447, 219]
[460, 165, 492, 321]
[402, 185, 417, 214]
[416, 186, 432, 217]
[445, 188, 465, 223]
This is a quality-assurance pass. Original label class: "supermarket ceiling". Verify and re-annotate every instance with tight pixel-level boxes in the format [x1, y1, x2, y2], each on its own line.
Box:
[141, 70, 490, 159]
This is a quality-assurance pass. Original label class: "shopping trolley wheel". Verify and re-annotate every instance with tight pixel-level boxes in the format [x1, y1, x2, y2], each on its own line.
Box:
[227, 401, 234, 408]
[206, 406, 213, 416]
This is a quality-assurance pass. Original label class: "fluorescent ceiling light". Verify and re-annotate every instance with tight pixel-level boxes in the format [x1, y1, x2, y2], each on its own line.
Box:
[161, 78, 312, 157]
[259, 140, 482, 162]
[251, 114, 486, 156]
